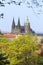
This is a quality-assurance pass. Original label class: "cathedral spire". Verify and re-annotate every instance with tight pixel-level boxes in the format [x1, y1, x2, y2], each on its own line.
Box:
[12, 18, 15, 28]
[17, 17, 21, 28]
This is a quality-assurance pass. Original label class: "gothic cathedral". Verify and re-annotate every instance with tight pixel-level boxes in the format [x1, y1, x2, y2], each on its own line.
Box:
[11, 17, 35, 34]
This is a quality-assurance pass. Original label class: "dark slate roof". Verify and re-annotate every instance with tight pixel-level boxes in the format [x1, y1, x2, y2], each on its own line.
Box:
[15, 26, 24, 32]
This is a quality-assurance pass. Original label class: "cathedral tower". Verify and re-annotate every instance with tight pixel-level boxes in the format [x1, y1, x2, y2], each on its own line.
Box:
[24, 17, 30, 33]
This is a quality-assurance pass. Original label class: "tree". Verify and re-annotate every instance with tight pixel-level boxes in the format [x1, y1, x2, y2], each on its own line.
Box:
[1, 34, 43, 65]
[4, 34, 38, 65]
[13, 34, 38, 65]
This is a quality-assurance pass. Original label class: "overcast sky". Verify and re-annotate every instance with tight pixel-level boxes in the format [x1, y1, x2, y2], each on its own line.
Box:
[0, 0, 43, 33]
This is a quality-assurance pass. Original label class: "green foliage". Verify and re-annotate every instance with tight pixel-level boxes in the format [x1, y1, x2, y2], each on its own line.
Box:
[0, 34, 11, 47]
[37, 54, 43, 65]
[6, 34, 38, 65]
[0, 52, 10, 65]
[0, 34, 43, 65]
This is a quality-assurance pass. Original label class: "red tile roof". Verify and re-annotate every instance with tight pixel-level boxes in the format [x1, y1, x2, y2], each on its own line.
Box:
[3, 33, 16, 38]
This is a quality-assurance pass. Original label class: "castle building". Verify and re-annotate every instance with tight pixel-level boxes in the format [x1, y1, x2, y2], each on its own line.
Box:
[11, 17, 35, 35]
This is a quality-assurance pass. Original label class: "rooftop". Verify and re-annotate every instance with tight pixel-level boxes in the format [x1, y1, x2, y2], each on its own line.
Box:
[3, 33, 16, 38]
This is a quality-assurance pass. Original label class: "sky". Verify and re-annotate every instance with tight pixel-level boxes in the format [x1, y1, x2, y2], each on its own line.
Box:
[0, 0, 43, 33]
